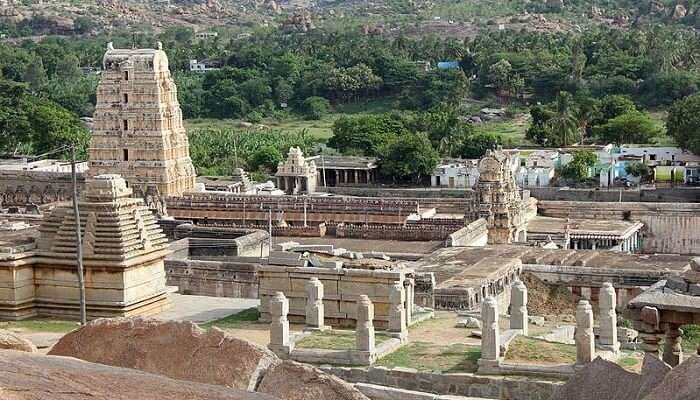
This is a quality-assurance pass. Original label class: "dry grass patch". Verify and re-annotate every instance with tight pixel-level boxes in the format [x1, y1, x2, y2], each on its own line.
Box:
[296, 330, 393, 351]
[505, 336, 576, 365]
[376, 342, 481, 372]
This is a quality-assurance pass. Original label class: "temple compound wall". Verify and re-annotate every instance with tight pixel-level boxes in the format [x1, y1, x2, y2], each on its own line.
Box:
[257, 264, 413, 329]
[0, 175, 170, 320]
[89, 43, 196, 201]
[0, 170, 85, 206]
[538, 201, 700, 255]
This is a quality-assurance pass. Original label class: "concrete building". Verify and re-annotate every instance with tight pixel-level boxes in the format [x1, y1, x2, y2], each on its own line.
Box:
[515, 150, 558, 187]
[431, 160, 479, 188]
[275, 147, 318, 195]
[0, 175, 170, 320]
[89, 43, 196, 204]
[188, 59, 222, 73]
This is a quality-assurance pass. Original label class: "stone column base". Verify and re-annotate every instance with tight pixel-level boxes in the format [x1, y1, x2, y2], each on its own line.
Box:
[268, 343, 294, 358]
[477, 358, 502, 374]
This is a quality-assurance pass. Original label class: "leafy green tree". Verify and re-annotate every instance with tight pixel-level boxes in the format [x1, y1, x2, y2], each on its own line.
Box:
[23, 58, 47, 91]
[625, 162, 652, 182]
[239, 78, 272, 107]
[667, 94, 700, 154]
[459, 133, 501, 159]
[330, 113, 406, 156]
[547, 92, 579, 146]
[599, 95, 637, 121]
[249, 145, 283, 172]
[379, 132, 438, 183]
[559, 150, 597, 182]
[54, 54, 81, 80]
[301, 96, 330, 120]
[593, 111, 660, 145]
[526, 105, 556, 146]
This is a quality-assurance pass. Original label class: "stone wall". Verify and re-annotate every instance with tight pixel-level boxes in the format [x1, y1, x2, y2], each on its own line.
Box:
[538, 201, 700, 254]
[445, 218, 489, 247]
[336, 223, 459, 241]
[324, 365, 560, 400]
[165, 258, 260, 298]
[530, 187, 700, 203]
[0, 170, 85, 206]
[258, 265, 411, 329]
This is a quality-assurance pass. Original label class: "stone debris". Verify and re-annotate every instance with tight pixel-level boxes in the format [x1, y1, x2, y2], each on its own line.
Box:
[0, 350, 278, 400]
[0, 330, 37, 353]
[456, 317, 481, 329]
[642, 355, 700, 400]
[528, 315, 545, 326]
[48, 317, 368, 400]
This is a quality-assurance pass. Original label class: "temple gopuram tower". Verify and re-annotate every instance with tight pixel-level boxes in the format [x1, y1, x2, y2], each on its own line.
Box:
[475, 149, 529, 244]
[89, 42, 196, 206]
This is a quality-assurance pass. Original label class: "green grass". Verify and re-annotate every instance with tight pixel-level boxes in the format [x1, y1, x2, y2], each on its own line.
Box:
[473, 118, 532, 146]
[376, 342, 481, 372]
[199, 307, 261, 330]
[296, 330, 394, 351]
[505, 336, 577, 364]
[0, 319, 79, 334]
[681, 324, 700, 352]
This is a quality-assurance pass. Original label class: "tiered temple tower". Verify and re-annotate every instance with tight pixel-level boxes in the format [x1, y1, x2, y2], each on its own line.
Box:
[275, 147, 317, 194]
[89, 42, 196, 206]
[34, 174, 170, 318]
[475, 149, 529, 244]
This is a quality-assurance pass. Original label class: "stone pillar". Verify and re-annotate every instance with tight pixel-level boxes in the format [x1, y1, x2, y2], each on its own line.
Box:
[480, 296, 500, 361]
[510, 280, 528, 336]
[354, 170, 359, 184]
[599, 282, 619, 352]
[334, 170, 339, 185]
[663, 324, 683, 367]
[389, 283, 407, 337]
[404, 278, 414, 326]
[639, 305, 661, 358]
[356, 295, 375, 353]
[576, 300, 595, 364]
[269, 292, 293, 355]
[580, 286, 591, 300]
[305, 278, 325, 330]
[366, 170, 371, 184]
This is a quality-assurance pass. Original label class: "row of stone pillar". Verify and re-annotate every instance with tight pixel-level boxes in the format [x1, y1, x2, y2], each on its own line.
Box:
[269, 277, 413, 354]
[479, 281, 620, 367]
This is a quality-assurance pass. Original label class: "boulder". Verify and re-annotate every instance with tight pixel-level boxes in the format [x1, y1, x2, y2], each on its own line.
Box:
[456, 317, 481, 329]
[258, 360, 368, 400]
[642, 355, 700, 400]
[0, 350, 277, 400]
[0, 330, 37, 353]
[49, 317, 277, 391]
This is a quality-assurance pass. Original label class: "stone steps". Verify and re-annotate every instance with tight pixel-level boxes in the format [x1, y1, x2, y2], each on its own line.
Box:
[355, 383, 493, 400]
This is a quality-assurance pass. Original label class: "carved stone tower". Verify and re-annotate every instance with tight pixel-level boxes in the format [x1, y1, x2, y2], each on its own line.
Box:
[89, 42, 196, 203]
[475, 149, 528, 244]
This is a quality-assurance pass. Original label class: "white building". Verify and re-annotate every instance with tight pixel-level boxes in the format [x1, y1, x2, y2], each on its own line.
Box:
[431, 160, 480, 188]
[515, 150, 558, 187]
[189, 59, 221, 73]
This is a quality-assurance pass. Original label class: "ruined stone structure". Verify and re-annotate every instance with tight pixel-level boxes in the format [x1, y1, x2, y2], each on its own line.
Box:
[0, 175, 170, 320]
[275, 147, 317, 195]
[575, 300, 595, 364]
[473, 149, 534, 244]
[89, 43, 196, 207]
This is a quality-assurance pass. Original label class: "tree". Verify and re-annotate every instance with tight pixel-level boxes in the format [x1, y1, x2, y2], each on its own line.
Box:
[489, 59, 514, 100]
[559, 150, 597, 182]
[598, 95, 637, 121]
[300, 96, 330, 120]
[459, 133, 501, 159]
[667, 94, 700, 154]
[526, 105, 556, 146]
[330, 113, 406, 156]
[23, 58, 47, 92]
[593, 111, 660, 146]
[54, 54, 82, 80]
[239, 78, 272, 107]
[249, 145, 283, 172]
[625, 162, 652, 182]
[547, 92, 579, 146]
[379, 132, 438, 183]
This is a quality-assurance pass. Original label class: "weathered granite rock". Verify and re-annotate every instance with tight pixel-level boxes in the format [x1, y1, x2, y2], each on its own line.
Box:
[49, 317, 277, 391]
[551, 357, 644, 400]
[0, 350, 278, 400]
[551, 354, 671, 400]
[642, 355, 700, 400]
[258, 360, 368, 400]
[456, 317, 481, 329]
[0, 330, 37, 353]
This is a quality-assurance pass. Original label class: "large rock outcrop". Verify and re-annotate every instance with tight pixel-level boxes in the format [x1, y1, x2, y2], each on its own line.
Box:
[551, 355, 671, 400]
[0, 330, 37, 353]
[642, 355, 700, 400]
[49, 318, 277, 391]
[258, 361, 368, 400]
[49, 317, 369, 400]
[0, 350, 278, 400]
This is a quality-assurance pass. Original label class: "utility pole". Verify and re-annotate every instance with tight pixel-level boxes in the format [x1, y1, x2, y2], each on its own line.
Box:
[71, 145, 87, 325]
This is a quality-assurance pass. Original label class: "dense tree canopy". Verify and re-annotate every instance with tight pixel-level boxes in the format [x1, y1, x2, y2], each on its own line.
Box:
[667, 94, 700, 155]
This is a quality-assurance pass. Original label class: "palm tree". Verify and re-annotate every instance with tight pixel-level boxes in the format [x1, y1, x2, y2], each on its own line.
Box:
[547, 92, 579, 147]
